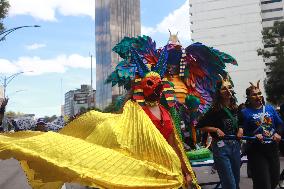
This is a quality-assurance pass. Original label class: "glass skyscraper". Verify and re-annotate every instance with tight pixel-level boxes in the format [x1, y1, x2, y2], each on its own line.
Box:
[95, 0, 141, 109]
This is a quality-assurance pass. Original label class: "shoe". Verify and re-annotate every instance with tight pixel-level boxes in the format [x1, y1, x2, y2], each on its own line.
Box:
[279, 180, 284, 189]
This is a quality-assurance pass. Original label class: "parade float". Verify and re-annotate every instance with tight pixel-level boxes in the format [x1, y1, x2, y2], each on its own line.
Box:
[107, 33, 237, 160]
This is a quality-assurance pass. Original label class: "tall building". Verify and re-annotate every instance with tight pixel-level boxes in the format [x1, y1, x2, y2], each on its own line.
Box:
[189, 0, 284, 103]
[95, 0, 141, 109]
[64, 85, 96, 117]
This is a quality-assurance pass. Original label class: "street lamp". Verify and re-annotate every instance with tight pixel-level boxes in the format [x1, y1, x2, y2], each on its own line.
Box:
[89, 52, 94, 108]
[7, 89, 27, 97]
[0, 25, 40, 41]
[0, 71, 33, 98]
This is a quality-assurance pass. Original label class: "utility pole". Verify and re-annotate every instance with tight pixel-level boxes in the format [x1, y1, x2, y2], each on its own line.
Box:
[0, 71, 33, 98]
[2, 72, 23, 98]
[89, 53, 93, 108]
[91, 54, 93, 94]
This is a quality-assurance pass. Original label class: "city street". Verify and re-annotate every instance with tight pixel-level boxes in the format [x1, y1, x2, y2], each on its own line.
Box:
[1, 157, 284, 188]
[193, 156, 284, 189]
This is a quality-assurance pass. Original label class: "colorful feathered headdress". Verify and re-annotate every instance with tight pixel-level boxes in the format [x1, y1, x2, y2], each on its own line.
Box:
[106, 36, 175, 107]
[131, 38, 175, 107]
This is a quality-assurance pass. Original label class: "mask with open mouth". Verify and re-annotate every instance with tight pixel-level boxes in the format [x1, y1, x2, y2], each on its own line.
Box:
[141, 72, 162, 98]
[218, 74, 235, 97]
[131, 42, 175, 107]
[246, 80, 264, 106]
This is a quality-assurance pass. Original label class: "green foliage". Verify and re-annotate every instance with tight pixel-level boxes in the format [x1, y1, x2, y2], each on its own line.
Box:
[5, 111, 24, 117]
[79, 107, 87, 114]
[87, 106, 102, 112]
[257, 21, 284, 105]
[43, 115, 57, 122]
[0, 0, 10, 31]
[103, 101, 117, 113]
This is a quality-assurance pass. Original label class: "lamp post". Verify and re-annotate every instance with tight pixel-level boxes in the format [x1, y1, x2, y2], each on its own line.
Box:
[0, 71, 32, 98]
[0, 25, 40, 41]
[89, 53, 94, 108]
[7, 89, 27, 97]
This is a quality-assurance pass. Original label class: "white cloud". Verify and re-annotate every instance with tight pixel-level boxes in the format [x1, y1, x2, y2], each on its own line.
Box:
[141, 26, 156, 36]
[26, 43, 46, 50]
[8, 0, 95, 21]
[0, 54, 94, 75]
[141, 0, 191, 43]
[0, 59, 20, 73]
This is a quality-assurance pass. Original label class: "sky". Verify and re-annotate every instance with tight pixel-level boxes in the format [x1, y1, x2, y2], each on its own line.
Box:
[0, 0, 190, 117]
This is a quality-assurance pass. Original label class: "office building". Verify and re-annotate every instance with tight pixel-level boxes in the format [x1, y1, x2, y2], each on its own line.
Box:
[189, 0, 284, 102]
[64, 85, 96, 117]
[95, 0, 141, 109]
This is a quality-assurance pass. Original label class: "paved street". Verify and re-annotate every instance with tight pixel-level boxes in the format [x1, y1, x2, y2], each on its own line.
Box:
[0, 159, 31, 189]
[193, 156, 284, 189]
[1, 157, 284, 189]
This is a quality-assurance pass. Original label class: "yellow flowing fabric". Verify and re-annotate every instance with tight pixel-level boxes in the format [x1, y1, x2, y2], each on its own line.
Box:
[0, 101, 199, 189]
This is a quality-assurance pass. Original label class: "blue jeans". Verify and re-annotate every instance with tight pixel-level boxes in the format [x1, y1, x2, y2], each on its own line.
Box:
[212, 140, 241, 189]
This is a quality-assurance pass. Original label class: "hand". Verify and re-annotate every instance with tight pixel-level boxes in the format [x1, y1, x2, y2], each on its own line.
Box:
[263, 130, 270, 137]
[237, 128, 243, 139]
[272, 133, 281, 143]
[216, 128, 225, 138]
[184, 173, 192, 188]
[255, 134, 263, 142]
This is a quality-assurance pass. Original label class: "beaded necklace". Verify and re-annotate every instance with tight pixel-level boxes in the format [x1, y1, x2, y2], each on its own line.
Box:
[223, 107, 238, 129]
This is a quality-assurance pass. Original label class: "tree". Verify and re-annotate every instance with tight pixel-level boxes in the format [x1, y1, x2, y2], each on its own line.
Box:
[79, 107, 87, 114]
[0, 0, 10, 31]
[43, 115, 57, 122]
[5, 111, 25, 117]
[257, 21, 284, 105]
[103, 102, 117, 113]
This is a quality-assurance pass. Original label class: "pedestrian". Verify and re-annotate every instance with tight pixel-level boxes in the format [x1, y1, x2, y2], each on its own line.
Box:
[0, 98, 8, 132]
[240, 81, 283, 189]
[135, 76, 194, 188]
[197, 74, 243, 189]
[35, 118, 47, 132]
[278, 103, 284, 188]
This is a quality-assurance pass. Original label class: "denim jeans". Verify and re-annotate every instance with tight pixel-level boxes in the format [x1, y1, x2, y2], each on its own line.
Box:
[212, 140, 241, 189]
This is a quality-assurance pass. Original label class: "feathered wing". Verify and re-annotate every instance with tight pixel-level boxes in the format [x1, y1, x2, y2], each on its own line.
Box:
[183, 42, 237, 113]
[0, 101, 188, 189]
[105, 60, 136, 90]
[152, 47, 168, 77]
[106, 35, 156, 89]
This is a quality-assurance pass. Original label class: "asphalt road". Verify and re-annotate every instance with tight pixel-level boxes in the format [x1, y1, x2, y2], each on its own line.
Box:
[1, 157, 284, 189]
[192, 156, 284, 189]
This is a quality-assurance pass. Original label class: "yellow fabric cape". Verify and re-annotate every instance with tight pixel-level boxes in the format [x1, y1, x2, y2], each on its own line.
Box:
[0, 101, 200, 189]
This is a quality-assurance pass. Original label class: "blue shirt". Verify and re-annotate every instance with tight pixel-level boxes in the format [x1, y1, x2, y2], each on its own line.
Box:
[240, 105, 283, 137]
